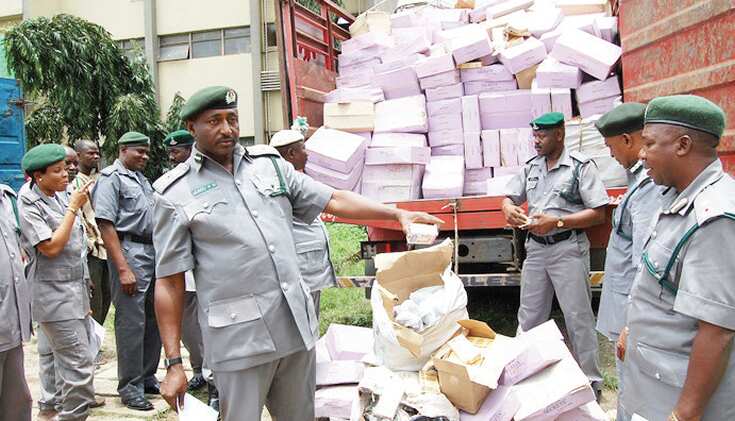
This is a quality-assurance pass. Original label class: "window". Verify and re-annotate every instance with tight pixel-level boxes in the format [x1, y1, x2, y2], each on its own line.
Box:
[192, 30, 222, 58]
[224, 27, 251, 55]
[159, 33, 189, 61]
[118, 38, 144, 59]
[265, 23, 278, 48]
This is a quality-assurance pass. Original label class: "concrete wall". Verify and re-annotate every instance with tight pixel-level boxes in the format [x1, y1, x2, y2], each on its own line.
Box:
[0, 0, 22, 19]
[57, 0, 144, 39]
[156, 0, 250, 35]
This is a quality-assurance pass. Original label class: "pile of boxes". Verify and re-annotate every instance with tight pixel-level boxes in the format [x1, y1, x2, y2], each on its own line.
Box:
[309, 0, 622, 202]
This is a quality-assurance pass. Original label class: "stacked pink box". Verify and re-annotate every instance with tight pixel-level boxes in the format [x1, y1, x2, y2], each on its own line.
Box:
[373, 53, 425, 74]
[305, 127, 367, 191]
[325, 86, 385, 104]
[461, 64, 517, 96]
[374, 66, 422, 100]
[551, 28, 622, 81]
[420, 70, 462, 90]
[530, 80, 552, 119]
[479, 90, 534, 130]
[593, 16, 618, 43]
[526, 8, 564, 38]
[471, 0, 534, 23]
[499, 36, 547, 75]
[423, 155, 465, 199]
[464, 167, 494, 196]
[551, 88, 574, 120]
[535, 57, 583, 89]
[374, 95, 429, 133]
[362, 133, 428, 202]
[441, 25, 494, 65]
[576, 74, 622, 118]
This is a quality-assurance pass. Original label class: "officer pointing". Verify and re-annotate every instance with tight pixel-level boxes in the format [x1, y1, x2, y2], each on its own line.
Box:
[152, 86, 442, 421]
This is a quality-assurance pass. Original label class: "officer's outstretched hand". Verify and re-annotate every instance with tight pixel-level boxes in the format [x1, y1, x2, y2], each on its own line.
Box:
[502, 203, 528, 227]
[527, 213, 557, 235]
[397, 210, 444, 234]
[161, 365, 188, 412]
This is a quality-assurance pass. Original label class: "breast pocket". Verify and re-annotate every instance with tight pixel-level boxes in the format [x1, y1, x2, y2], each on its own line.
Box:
[635, 342, 688, 388]
[120, 186, 143, 212]
[642, 238, 680, 294]
[184, 197, 232, 239]
[206, 295, 276, 363]
[295, 240, 327, 278]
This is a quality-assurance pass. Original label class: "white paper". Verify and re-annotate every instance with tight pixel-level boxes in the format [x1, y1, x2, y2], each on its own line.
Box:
[88, 317, 105, 357]
[631, 415, 649, 421]
[178, 393, 218, 421]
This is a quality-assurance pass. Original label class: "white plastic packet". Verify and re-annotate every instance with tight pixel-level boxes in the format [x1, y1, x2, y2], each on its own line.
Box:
[406, 223, 439, 245]
[178, 393, 218, 421]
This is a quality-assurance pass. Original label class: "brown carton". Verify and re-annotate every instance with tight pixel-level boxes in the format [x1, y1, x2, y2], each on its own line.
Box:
[324, 101, 375, 133]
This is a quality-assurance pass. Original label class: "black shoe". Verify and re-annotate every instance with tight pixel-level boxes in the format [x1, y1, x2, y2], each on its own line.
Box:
[208, 383, 220, 412]
[122, 396, 154, 411]
[591, 381, 603, 403]
[188, 374, 207, 391]
[143, 383, 160, 395]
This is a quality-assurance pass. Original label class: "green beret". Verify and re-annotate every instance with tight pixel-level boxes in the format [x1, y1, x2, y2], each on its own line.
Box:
[531, 112, 565, 130]
[164, 130, 194, 148]
[595, 103, 646, 138]
[118, 131, 150, 146]
[22, 143, 66, 172]
[180, 86, 238, 121]
[644, 95, 726, 138]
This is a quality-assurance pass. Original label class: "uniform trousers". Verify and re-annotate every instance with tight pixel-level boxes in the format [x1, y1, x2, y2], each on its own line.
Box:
[39, 318, 95, 421]
[214, 348, 315, 421]
[517, 233, 602, 383]
[181, 291, 204, 374]
[37, 327, 62, 411]
[0, 344, 32, 421]
[88, 255, 111, 325]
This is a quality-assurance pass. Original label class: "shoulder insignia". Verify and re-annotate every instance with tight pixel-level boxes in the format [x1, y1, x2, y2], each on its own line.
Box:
[0, 184, 16, 198]
[246, 144, 281, 158]
[153, 162, 190, 194]
[569, 150, 591, 164]
[100, 165, 116, 176]
[693, 178, 735, 226]
[525, 154, 540, 165]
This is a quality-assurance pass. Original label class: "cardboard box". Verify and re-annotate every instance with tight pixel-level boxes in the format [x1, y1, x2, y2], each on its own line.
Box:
[324, 323, 374, 361]
[551, 28, 622, 80]
[342, 31, 394, 55]
[556, 401, 608, 421]
[362, 163, 424, 183]
[471, 0, 534, 23]
[373, 53, 425, 74]
[446, 26, 494, 65]
[536, 57, 583, 89]
[481, 111, 534, 130]
[432, 144, 465, 156]
[559, 12, 607, 35]
[374, 66, 422, 100]
[486, 174, 516, 196]
[479, 90, 533, 113]
[427, 98, 463, 117]
[464, 131, 483, 169]
[576, 74, 621, 103]
[540, 29, 563, 53]
[426, 83, 465, 102]
[305, 161, 363, 190]
[481, 130, 501, 168]
[551, 88, 574, 120]
[429, 112, 464, 132]
[362, 163, 424, 203]
[370, 133, 427, 148]
[423, 156, 466, 198]
[526, 8, 564, 38]
[325, 86, 385, 104]
[316, 337, 330, 364]
[555, 0, 608, 16]
[315, 385, 356, 419]
[429, 129, 465, 147]
[336, 70, 374, 89]
[324, 102, 375, 133]
[415, 53, 456, 79]
[515, 64, 539, 90]
[500, 128, 522, 167]
[374, 95, 428, 133]
[305, 127, 368, 174]
[391, 8, 423, 29]
[464, 80, 518, 96]
[340, 46, 385, 68]
[594, 16, 618, 43]
[365, 146, 431, 165]
[316, 361, 365, 387]
[421, 70, 462, 90]
[383, 30, 432, 59]
[515, 128, 536, 164]
[512, 354, 596, 421]
[462, 95, 482, 133]
[578, 95, 621, 118]
[530, 80, 552, 118]
[499, 37, 547, 75]
[465, 167, 494, 183]
[459, 386, 520, 421]
[461, 64, 515, 82]
[500, 320, 567, 386]
[349, 10, 391, 36]
[494, 166, 522, 177]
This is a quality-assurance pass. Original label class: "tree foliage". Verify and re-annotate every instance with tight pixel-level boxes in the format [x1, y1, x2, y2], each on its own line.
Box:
[4, 14, 179, 180]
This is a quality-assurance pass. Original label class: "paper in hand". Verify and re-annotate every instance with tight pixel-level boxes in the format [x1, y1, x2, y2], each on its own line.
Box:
[177, 393, 218, 421]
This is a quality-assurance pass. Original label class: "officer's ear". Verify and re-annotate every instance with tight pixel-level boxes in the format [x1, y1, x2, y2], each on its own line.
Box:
[622, 133, 633, 148]
[675, 134, 693, 157]
[185, 120, 196, 137]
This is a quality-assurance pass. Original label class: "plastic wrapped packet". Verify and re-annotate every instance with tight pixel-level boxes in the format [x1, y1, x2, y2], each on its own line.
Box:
[406, 223, 439, 245]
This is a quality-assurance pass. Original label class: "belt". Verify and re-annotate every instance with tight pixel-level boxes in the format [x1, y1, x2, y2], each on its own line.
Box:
[117, 231, 153, 245]
[528, 229, 582, 246]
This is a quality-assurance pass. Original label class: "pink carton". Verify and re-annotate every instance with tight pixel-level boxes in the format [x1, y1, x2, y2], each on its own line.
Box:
[362, 164, 424, 202]
[559, 13, 606, 34]
[414, 53, 456, 79]
[516, 128, 536, 163]
[314, 385, 356, 419]
[423, 156, 465, 199]
[316, 336, 330, 364]
[526, 8, 564, 38]
[370, 133, 427, 148]
[500, 128, 523, 167]
[465, 167, 494, 183]
[446, 26, 494, 65]
[374, 66, 422, 100]
[431, 144, 465, 156]
[530, 80, 552, 118]
[341, 31, 394, 55]
[374, 95, 428, 133]
[316, 360, 365, 387]
[499, 37, 547, 74]
[391, 27, 433, 49]
[460, 64, 514, 82]
[420, 69, 462, 90]
[471, 0, 534, 23]
[536, 57, 583, 89]
[576, 74, 621, 103]
[391, 9, 423, 28]
[494, 166, 523, 177]
[429, 129, 465, 147]
[339, 46, 385, 68]
[429, 112, 464, 132]
[556, 401, 607, 421]
[464, 131, 484, 169]
[373, 53, 425, 74]
[326, 86, 385, 104]
[479, 90, 533, 113]
[305, 127, 367, 174]
[593, 16, 618, 43]
[481, 130, 501, 168]
[305, 161, 363, 190]
[462, 95, 482, 133]
[464, 80, 518, 96]
[365, 146, 431, 165]
[382, 31, 432, 60]
[427, 98, 462, 117]
[540, 29, 563, 53]
[336, 71, 374, 89]
[578, 95, 621, 118]
[362, 163, 424, 183]
[481, 111, 534, 130]
[486, 174, 516, 197]
[551, 88, 574, 120]
[339, 58, 380, 77]
[500, 320, 567, 386]
[325, 323, 374, 361]
[426, 82, 465, 102]
[460, 386, 520, 421]
[551, 28, 622, 80]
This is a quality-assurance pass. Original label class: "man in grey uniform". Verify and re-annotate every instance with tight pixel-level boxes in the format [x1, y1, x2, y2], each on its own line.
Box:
[93, 132, 161, 411]
[152, 86, 441, 421]
[619, 96, 735, 421]
[0, 183, 33, 420]
[502, 112, 608, 391]
[270, 129, 337, 316]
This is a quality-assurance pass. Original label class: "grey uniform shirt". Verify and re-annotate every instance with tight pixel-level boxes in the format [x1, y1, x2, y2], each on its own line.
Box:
[0, 184, 32, 352]
[152, 144, 334, 372]
[506, 147, 610, 235]
[92, 159, 155, 237]
[622, 160, 735, 420]
[596, 161, 660, 340]
[293, 217, 337, 292]
[18, 184, 90, 322]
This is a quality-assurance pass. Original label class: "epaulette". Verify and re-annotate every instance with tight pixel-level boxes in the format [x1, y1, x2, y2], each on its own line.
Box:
[569, 150, 591, 164]
[0, 184, 17, 198]
[100, 165, 116, 176]
[693, 177, 735, 226]
[153, 162, 190, 194]
[246, 144, 281, 158]
[526, 154, 541, 165]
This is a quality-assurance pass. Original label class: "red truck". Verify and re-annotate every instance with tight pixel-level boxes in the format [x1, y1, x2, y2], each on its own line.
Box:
[274, 0, 735, 287]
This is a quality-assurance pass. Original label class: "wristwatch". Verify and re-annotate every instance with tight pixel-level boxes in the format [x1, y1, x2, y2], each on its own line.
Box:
[164, 356, 183, 369]
[556, 217, 565, 228]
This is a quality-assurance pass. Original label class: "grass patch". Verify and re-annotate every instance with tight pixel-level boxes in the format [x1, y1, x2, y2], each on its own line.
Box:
[325, 222, 367, 277]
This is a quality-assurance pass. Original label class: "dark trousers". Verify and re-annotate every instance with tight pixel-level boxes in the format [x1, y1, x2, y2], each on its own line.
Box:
[88, 255, 111, 325]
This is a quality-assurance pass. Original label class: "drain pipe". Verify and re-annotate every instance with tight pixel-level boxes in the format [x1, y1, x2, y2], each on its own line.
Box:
[250, 0, 265, 144]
